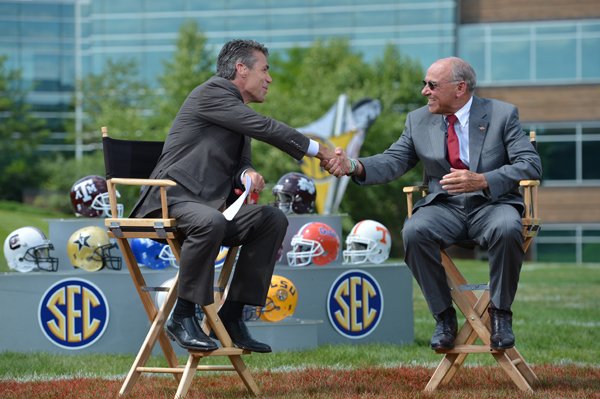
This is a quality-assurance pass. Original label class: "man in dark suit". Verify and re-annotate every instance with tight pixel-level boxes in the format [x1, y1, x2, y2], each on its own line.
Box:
[131, 39, 334, 352]
[325, 57, 542, 350]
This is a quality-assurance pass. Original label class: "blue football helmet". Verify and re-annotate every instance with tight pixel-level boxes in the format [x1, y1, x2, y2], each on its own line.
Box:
[130, 238, 178, 270]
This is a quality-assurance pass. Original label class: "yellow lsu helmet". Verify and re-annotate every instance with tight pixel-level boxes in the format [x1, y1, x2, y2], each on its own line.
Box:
[258, 275, 298, 322]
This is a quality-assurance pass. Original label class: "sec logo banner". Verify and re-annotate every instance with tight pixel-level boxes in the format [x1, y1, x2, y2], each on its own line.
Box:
[38, 278, 109, 350]
[327, 269, 384, 339]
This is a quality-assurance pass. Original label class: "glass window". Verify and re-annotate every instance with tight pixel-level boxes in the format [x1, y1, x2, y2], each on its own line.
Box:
[538, 142, 576, 180]
[0, 20, 19, 36]
[312, 12, 353, 29]
[582, 127, 600, 135]
[490, 40, 529, 81]
[99, 0, 143, 13]
[144, 18, 183, 34]
[536, 38, 576, 80]
[537, 243, 576, 263]
[538, 229, 576, 237]
[582, 140, 600, 179]
[581, 38, 600, 79]
[582, 243, 600, 263]
[144, 0, 184, 12]
[20, 21, 61, 38]
[20, 3, 62, 19]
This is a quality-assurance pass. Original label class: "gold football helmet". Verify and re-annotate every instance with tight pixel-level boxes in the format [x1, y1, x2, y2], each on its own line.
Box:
[67, 226, 122, 272]
[257, 275, 298, 322]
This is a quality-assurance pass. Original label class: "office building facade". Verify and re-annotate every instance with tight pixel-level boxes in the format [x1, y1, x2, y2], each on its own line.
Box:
[1, 0, 599, 262]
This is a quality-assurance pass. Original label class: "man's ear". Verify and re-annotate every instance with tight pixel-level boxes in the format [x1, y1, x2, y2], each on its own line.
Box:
[236, 62, 247, 78]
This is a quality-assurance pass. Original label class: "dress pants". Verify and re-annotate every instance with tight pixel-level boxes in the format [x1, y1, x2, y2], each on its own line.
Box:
[402, 193, 524, 315]
[169, 202, 288, 306]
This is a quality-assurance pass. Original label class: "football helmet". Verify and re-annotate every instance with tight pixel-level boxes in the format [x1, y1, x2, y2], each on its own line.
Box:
[343, 220, 392, 265]
[272, 172, 316, 214]
[67, 225, 122, 272]
[3, 226, 59, 272]
[154, 277, 176, 311]
[287, 222, 340, 267]
[70, 175, 124, 218]
[214, 245, 230, 269]
[131, 238, 178, 270]
[257, 275, 298, 322]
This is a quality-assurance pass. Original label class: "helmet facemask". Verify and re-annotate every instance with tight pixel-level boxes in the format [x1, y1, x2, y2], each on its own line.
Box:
[287, 238, 324, 267]
[22, 242, 59, 272]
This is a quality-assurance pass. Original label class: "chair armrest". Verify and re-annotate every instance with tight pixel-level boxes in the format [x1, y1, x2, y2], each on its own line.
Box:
[403, 185, 427, 193]
[403, 185, 428, 218]
[519, 180, 540, 187]
[519, 180, 540, 220]
[107, 178, 177, 220]
[109, 178, 176, 187]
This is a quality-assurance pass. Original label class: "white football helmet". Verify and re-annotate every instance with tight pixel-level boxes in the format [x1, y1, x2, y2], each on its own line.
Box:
[3, 226, 59, 272]
[343, 220, 391, 264]
[154, 277, 176, 311]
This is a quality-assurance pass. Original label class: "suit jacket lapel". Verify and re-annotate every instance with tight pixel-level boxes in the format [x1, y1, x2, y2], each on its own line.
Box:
[469, 96, 489, 172]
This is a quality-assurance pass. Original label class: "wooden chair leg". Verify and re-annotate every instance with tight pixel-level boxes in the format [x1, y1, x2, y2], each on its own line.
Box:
[425, 250, 538, 393]
[175, 355, 201, 399]
[119, 270, 180, 396]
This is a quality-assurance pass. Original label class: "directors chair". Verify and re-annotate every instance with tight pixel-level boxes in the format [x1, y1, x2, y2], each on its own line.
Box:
[101, 127, 259, 398]
[403, 131, 541, 393]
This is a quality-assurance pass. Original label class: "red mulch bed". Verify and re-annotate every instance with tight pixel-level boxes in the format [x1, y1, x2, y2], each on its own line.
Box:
[1, 365, 599, 398]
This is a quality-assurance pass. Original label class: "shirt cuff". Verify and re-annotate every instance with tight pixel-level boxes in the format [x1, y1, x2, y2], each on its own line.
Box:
[306, 139, 319, 157]
[240, 168, 251, 185]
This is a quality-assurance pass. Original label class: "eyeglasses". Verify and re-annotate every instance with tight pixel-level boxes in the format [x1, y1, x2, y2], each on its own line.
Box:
[422, 80, 461, 90]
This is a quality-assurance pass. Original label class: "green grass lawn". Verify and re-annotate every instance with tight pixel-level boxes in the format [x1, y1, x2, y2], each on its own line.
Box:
[1, 200, 598, 380]
[0, 261, 598, 380]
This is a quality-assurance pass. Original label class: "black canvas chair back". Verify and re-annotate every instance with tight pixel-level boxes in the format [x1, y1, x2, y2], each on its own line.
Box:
[103, 135, 164, 180]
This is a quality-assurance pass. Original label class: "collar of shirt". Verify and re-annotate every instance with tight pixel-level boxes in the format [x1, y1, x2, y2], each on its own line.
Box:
[452, 96, 473, 129]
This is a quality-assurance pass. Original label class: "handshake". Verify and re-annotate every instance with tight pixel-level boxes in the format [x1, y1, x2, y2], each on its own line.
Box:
[316, 146, 358, 178]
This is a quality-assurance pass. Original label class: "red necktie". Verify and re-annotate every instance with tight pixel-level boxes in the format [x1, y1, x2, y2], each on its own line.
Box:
[446, 114, 467, 169]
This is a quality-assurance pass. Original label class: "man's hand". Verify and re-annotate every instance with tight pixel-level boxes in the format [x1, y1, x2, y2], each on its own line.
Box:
[243, 169, 265, 193]
[440, 168, 488, 194]
[316, 143, 335, 163]
[322, 147, 352, 177]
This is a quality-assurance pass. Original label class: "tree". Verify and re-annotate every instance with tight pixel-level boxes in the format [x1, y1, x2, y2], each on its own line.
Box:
[0, 55, 49, 201]
[150, 20, 215, 135]
[80, 58, 153, 140]
[251, 41, 426, 257]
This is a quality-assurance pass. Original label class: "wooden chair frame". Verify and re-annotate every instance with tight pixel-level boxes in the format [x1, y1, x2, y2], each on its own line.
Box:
[101, 127, 259, 398]
[403, 132, 541, 393]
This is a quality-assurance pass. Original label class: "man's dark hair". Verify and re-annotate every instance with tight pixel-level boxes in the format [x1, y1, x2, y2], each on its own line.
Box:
[216, 39, 269, 80]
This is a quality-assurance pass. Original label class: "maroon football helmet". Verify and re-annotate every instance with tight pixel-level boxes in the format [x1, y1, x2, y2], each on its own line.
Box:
[69, 175, 123, 218]
[272, 172, 316, 214]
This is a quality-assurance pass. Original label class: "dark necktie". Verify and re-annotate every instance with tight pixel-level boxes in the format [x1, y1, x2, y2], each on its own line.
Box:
[446, 114, 467, 169]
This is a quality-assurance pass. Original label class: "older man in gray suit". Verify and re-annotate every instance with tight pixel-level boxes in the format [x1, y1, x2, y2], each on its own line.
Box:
[326, 57, 542, 350]
[131, 39, 334, 353]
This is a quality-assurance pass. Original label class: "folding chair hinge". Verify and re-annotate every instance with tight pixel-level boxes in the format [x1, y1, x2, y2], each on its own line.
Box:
[109, 222, 124, 238]
[459, 283, 489, 291]
[154, 221, 167, 238]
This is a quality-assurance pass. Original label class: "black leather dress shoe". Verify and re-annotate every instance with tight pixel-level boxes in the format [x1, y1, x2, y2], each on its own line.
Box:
[489, 307, 515, 350]
[219, 314, 272, 353]
[166, 315, 218, 351]
[431, 306, 458, 350]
